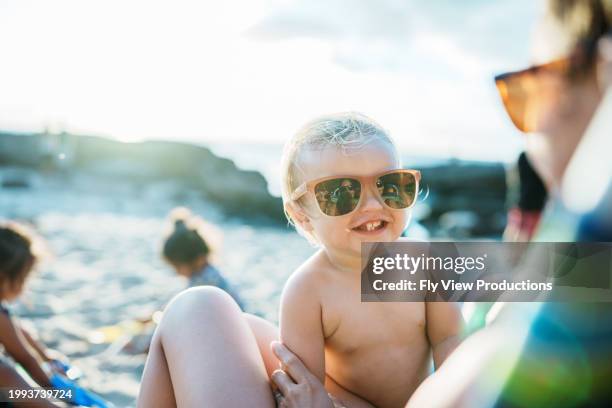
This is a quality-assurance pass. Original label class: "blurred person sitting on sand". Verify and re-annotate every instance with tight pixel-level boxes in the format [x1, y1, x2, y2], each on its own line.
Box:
[162, 207, 243, 308]
[118, 208, 244, 355]
[0, 222, 66, 391]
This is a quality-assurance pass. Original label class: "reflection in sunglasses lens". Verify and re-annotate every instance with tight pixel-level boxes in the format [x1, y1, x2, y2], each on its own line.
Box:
[315, 178, 361, 216]
[377, 172, 416, 209]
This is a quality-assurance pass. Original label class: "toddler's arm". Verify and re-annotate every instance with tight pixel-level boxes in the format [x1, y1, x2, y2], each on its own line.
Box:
[0, 313, 52, 387]
[279, 268, 326, 383]
[426, 302, 464, 370]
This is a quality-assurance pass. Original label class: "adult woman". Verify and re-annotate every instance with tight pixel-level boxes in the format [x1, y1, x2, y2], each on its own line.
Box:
[408, 0, 612, 406]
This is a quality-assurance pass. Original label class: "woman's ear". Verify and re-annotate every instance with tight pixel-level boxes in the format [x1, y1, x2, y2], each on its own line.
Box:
[284, 201, 313, 232]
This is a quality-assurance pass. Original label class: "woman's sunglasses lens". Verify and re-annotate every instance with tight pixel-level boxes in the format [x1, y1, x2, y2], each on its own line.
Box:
[496, 75, 528, 133]
[377, 172, 417, 209]
[314, 178, 361, 216]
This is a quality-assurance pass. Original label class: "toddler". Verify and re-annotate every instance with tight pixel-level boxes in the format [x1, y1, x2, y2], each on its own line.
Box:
[279, 113, 463, 408]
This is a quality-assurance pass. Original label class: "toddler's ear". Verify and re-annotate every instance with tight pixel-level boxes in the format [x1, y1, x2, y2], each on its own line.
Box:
[284, 201, 313, 232]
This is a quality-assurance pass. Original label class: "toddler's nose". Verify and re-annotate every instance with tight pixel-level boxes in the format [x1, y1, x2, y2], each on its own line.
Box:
[359, 186, 385, 211]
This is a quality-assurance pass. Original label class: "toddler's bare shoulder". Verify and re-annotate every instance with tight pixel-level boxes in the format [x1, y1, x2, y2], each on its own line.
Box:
[285, 250, 330, 295]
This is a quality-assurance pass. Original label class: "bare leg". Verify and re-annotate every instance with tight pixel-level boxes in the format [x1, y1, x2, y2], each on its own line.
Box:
[137, 329, 176, 408]
[138, 287, 276, 408]
[243, 313, 280, 378]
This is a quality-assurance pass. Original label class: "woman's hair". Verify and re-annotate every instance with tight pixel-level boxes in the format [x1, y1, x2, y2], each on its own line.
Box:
[0, 222, 41, 291]
[280, 112, 398, 236]
[162, 207, 217, 265]
[547, 0, 612, 74]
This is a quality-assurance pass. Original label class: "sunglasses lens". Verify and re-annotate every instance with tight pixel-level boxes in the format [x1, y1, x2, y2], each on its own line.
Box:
[314, 178, 361, 216]
[496, 64, 566, 134]
[496, 75, 529, 132]
[376, 172, 417, 209]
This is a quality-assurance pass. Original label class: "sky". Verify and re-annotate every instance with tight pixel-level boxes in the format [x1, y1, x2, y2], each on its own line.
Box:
[0, 0, 542, 161]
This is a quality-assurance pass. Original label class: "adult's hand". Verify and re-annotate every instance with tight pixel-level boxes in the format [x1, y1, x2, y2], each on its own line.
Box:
[270, 341, 335, 408]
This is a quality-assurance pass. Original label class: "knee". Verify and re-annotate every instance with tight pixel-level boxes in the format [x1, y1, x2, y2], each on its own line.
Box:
[167, 286, 237, 314]
[160, 287, 239, 332]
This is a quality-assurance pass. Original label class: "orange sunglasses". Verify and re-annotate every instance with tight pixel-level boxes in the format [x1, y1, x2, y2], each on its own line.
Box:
[291, 169, 421, 217]
[494, 57, 572, 133]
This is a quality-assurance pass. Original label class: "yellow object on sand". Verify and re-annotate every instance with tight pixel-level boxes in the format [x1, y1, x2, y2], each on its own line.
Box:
[87, 319, 155, 345]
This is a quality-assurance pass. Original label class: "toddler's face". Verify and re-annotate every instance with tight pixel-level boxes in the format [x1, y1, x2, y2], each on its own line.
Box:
[296, 140, 409, 257]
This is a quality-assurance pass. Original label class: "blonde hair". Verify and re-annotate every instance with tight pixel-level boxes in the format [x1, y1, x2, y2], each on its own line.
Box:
[280, 112, 398, 235]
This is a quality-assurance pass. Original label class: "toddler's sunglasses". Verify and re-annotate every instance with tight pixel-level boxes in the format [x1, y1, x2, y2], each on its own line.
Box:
[291, 169, 421, 217]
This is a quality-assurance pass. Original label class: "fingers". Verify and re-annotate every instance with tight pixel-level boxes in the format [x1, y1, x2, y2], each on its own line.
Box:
[270, 341, 307, 383]
[271, 369, 295, 397]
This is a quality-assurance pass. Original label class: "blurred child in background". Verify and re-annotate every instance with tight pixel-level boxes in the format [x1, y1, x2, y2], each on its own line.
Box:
[162, 207, 243, 308]
[0, 222, 64, 389]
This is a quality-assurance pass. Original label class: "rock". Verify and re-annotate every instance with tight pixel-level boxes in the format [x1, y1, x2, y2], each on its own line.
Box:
[419, 161, 508, 237]
[69, 135, 285, 221]
[438, 211, 480, 238]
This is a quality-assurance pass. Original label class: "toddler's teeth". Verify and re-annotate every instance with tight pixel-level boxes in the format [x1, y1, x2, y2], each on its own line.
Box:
[354, 220, 384, 232]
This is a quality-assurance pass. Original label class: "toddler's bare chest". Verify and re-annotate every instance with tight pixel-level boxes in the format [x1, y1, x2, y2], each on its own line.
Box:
[322, 297, 427, 353]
